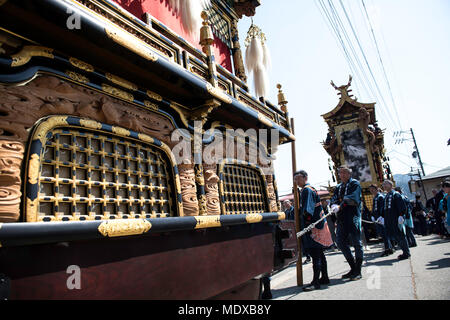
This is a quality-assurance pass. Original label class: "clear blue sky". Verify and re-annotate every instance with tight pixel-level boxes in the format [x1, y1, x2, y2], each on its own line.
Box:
[238, 0, 450, 195]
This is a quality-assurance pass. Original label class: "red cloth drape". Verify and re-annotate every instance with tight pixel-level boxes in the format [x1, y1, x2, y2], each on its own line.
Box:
[111, 0, 233, 72]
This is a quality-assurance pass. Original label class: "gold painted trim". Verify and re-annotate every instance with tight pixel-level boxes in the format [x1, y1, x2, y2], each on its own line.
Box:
[106, 72, 138, 91]
[206, 83, 232, 104]
[66, 70, 90, 84]
[102, 83, 134, 102]
[26, 198, 38, 223]
[11, 46, 54, 67]
[69, 57, 94, 72]
[147, 90, 162, 102]
[169, 103, 190, 128]
[194, 215, 221, 229]
[144, 100, 159, 111]
[105, 26, 158, 62]
[79, 118, 103, 130]
[258, 113, 273, 127]
[245, 214, 263, 223]
[34, 116, 69, 144]
[28, 153, 39, 184]
[111, 126, 131, 137]
[277, 212, 286, 221]
[98, 219, 152, 237]
[137, 133, 155, 144]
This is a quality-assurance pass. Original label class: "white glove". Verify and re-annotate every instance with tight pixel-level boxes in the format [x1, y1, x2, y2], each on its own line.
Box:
[377, 217, 384, 225]
[398, 216, 404, 224]
[371, 216, 376, 222]
[331, 204, 340, 214]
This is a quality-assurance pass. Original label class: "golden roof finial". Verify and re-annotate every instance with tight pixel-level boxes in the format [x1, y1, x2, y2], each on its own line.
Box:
[277, 84, 288, 112]
[199, 11, 214, 49]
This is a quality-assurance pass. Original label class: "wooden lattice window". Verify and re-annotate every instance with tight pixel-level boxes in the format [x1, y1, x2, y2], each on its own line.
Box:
[221, 164, 268, 214]
[35, 128, 175, 222]
[362, 192, 373, 212]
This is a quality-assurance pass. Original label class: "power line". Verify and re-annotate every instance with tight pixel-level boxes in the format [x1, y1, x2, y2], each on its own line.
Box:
[316, 0, 365, 99]
[338, 0, 399, 131]
[360, 0, 403, 130]
[315, 0, 400, 132]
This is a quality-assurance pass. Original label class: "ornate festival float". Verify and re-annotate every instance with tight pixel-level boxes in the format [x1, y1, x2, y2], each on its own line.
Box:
[0, 0, 298, 299]
[322, 76, 394, 235]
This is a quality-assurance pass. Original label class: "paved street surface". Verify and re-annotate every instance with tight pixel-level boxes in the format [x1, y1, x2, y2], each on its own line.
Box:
[270, 234, 450, 300]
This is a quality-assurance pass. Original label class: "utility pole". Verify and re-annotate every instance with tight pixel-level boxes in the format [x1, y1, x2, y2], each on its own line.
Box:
[410, 128, 425, 177]
[394, 128, 426, 177]
[414, 168, 428, 203]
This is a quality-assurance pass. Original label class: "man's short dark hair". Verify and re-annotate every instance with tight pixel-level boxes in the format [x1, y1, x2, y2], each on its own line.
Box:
[442, 180, 450, 188]
[294, 170, 308, 178]
[338, 166, 352, 174]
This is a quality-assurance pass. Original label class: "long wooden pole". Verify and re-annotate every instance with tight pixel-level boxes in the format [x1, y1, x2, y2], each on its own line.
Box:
[290, 118, 303, 286]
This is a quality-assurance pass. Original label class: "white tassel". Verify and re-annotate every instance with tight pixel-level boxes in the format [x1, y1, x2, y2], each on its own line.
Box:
[244, 24, 271, 98]
[254, 65, 268, 98]
[168, 0, 210, 36]
[262, 43, 271, 71]
[245, 36, 264, 74]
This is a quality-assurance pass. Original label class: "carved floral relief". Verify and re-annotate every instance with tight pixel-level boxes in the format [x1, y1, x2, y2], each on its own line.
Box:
[0, 140, 24, 222]
[203, 164, 220, 216]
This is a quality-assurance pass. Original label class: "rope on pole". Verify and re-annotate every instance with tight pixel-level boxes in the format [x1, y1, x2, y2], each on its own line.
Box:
[296, 214, 384, 238]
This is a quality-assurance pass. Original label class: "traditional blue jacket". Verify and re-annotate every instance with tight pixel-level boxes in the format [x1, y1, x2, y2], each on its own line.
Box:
[299, 184, 327, 249]
[383, 190, 407, 236]
[372, 192, 385, 219]
[330, 178, 362, 232]
[400, 194, 414, 228]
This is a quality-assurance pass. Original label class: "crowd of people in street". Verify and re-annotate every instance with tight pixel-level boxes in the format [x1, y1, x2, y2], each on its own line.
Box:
[279, 167, 450, 293]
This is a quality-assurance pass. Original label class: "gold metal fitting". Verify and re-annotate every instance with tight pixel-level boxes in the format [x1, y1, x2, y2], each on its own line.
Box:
[277, 84, 288, 112]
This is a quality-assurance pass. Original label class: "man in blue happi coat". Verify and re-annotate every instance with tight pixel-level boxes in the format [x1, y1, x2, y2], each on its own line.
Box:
[381, 180, 411, 260]
[369, 184, 394, 257]
[395, 187, 417, 248]
[295, 170, 332, 291]
[330, 166, 363, 280]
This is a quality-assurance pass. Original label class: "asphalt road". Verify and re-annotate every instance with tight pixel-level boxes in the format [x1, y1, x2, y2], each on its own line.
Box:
[270, 234, 450, 300]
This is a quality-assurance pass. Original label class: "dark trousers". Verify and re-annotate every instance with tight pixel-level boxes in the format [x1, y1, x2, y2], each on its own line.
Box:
[336, 223, 364, 266]
[376, 224, 392, 251]
[417, 216, 427, 236]
[405, 226, 417, 247]
[387, 226, 410, 256]
[302, 238, 311, 259]
[308, 247, 328, 284]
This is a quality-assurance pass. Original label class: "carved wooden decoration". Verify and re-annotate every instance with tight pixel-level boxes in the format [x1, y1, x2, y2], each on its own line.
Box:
[178, 163, 199, 216]
[194, 164, 207, 216]
[0, 140, 24, 222]
[265, 175, 278, 212]
[0, 76, 175, 146]
[203, 164, 221, 216]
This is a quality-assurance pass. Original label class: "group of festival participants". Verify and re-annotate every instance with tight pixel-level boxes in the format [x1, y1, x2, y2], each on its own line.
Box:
[280, 166, 450, 292]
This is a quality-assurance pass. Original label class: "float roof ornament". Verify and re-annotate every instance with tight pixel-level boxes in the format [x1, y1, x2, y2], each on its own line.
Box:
[322, 75, 376, 123]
